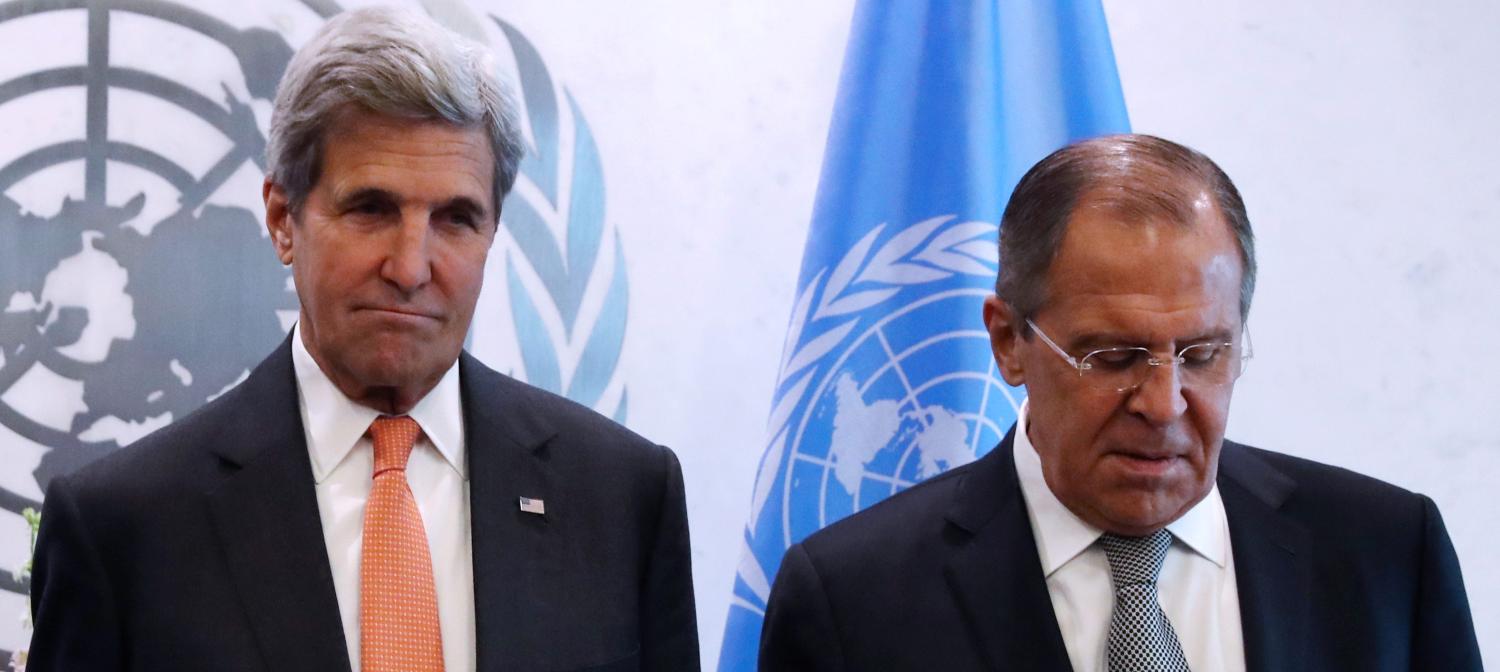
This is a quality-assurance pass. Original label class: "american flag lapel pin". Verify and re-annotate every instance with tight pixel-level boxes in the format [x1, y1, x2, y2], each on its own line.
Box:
[518, 496, 546, 515]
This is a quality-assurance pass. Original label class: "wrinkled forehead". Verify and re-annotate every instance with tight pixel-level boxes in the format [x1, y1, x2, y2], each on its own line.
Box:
[318, 108, 497, 209]
[1044, 193, 1245, 338]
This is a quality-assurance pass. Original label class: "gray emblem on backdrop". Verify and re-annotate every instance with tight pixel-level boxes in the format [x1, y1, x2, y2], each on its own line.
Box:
[0, 0, 628, 657]
[0, 2, 302, 625]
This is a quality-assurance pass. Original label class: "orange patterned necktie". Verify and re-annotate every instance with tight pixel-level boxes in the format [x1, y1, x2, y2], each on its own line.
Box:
[361, 415, 445, 671]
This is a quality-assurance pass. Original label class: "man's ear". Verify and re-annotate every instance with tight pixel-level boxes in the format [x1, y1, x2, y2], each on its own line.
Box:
[263, 178, 294, 266]
[983, 294, 1027, 386]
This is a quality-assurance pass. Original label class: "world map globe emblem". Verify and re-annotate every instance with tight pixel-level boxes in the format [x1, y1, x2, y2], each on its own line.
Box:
[779, 289, 1020, 543]
[768, 213, 1026, 549]
[0, 2, 318, 630]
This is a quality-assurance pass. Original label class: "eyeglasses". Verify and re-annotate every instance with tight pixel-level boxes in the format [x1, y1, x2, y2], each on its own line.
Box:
[1025, 318, 1252, 393]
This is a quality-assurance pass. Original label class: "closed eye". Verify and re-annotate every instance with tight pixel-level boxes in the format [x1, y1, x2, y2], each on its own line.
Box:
[1084, 348, 1145, 370]
[1179, 343, 1228, 367]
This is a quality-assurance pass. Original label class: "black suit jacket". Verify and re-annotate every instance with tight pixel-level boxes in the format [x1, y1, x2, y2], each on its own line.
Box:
[760, 429, 1481, 671]
[28, 337, 700, 671]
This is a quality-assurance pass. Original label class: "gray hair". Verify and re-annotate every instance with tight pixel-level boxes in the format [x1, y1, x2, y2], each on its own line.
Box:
[265, 5, 525, 218]
[997, 133, 1256, 327]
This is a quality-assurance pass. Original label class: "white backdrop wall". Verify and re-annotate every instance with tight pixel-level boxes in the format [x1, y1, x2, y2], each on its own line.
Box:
[0, 1, 1493, 667]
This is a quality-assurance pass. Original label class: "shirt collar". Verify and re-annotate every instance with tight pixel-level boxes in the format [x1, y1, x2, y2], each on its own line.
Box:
[291, 322, 467, 483]
[1012, 399, 1228, 576]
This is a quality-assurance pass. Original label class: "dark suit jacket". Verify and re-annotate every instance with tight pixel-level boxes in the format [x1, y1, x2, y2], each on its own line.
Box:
[760, 429, 1481, 671]
[28, 337, 700, 671]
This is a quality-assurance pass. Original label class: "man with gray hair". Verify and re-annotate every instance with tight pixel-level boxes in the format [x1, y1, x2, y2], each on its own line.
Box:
[28, 7, 699, 671]
[760, 134, 1481, 670]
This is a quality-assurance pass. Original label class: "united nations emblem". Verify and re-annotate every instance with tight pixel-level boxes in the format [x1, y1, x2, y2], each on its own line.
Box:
[734, 215, 1021, 601]
[0, 11, 301, 638]
[0, 1, 630, 656]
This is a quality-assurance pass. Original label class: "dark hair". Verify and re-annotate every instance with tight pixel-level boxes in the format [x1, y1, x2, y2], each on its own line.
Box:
[997, 133, 1255, 325]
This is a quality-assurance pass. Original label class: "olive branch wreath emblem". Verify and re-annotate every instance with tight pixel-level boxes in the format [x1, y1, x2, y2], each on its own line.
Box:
[489, 18, 630, 421]
[421, 0, 629, 418]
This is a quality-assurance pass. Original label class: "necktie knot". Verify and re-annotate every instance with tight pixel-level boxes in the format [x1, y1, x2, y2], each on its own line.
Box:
[1099, 529, 1172, 587]
[369, 415, 421, 476]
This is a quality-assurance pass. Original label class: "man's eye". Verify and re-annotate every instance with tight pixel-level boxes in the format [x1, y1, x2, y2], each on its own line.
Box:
[1180, 344, 1223, 367]
[351, 201, 389, 216]
[1087, 349, 1141, 370]
[437, 211, 479, 230]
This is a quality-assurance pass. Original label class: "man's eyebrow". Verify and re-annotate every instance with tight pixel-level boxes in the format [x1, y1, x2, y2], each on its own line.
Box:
[333, 189, 490, 218]
[335, 187, 399, 207]
[1188, 327, 1239, 344]
[1067, 328, 1239, 351]
[1066, 331, 1136, 351]
[437, 195, 489, 216]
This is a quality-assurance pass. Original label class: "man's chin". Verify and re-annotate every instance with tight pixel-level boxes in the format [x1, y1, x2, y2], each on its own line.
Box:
[354, 358, 434, 386]
[1095, 485, 1210, 535]
[340, 346, 451, 389]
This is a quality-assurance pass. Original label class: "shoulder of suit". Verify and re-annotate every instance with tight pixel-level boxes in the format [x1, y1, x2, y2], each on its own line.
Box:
[797, 455, 980, 558]
[1227, 440, 1421, 500]
[43, 363, 261, 512]
[459, 352, 674, 463]
[1223, 440, 1435, 532]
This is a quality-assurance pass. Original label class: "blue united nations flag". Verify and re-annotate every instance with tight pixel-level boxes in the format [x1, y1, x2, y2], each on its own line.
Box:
[718, 1, 1130, 668]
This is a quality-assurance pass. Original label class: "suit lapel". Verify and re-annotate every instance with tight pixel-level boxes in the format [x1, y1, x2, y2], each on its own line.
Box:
[461, 354, 559, 671]
[205, 336, 351, 672]
[1218, 442, 1310, 672]
[943, 431, 1071, 671]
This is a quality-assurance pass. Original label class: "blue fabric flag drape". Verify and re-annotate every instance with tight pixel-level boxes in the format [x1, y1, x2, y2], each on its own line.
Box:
[718, 1, 1129, 668]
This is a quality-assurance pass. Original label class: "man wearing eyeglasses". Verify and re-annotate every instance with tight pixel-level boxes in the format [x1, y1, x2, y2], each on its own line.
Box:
[759, 134, 1481, 671]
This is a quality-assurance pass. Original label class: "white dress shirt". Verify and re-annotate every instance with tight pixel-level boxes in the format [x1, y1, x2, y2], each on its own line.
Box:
[292, 324, 476, 672]
[1012, 400, 1245, 672]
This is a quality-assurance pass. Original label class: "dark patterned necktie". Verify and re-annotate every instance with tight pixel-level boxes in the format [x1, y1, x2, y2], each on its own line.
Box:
[1099, 530, 1191, 672]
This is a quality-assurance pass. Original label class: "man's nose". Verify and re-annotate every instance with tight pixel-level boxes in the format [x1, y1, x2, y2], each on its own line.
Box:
[1126, 360, 1188, 424]
[381, 213, 433, 292]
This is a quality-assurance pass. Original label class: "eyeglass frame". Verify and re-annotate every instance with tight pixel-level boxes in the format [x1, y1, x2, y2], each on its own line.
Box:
[1023, 318, 1253, 393]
